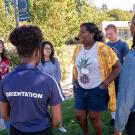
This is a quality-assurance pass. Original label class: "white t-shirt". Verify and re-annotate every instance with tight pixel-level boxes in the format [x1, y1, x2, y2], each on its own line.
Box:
[76, 42, 103, 89]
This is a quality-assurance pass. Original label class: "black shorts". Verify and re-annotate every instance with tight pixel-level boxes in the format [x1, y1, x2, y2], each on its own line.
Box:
[10, 125, 53, 135]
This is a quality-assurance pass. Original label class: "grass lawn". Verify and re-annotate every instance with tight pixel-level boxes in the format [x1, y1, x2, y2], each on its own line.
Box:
[0, 99, 115, 135]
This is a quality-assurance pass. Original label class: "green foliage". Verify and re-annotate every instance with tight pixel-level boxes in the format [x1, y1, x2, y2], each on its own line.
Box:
[0, 99, 117, 135]
[8, 49, 20, 70]
[106, 9, 133, 21]
[0, 0, 133, 79]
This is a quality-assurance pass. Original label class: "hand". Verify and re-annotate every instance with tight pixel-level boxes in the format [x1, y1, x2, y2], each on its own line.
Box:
[98, 81, 108, 89]
[114, 131, 122, 135]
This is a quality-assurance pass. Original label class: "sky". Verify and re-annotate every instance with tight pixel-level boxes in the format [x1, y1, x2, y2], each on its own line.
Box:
[92, 0, 135, 11]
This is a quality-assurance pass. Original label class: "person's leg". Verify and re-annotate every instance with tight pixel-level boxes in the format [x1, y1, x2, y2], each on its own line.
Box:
[89, 111, 102, 135]
[73, 83, 89, 135]
[75, 109, 89, 135]
[126, 112, 135, 135]
[87, 87, 109, 135]
[58, 114, 67, 133]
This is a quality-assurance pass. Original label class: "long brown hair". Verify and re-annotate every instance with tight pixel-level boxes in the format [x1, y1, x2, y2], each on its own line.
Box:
[41, 41, 55, 65]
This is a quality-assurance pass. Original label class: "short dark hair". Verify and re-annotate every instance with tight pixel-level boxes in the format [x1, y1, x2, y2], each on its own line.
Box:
[41, 41, 55, 65]
[81, 23, 103, 42]
[9, 25, 43, 57]
[105, 24, 117, 33]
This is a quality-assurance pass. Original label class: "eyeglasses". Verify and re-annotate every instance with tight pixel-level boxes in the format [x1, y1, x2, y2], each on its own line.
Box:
[44, 47, 52, 50]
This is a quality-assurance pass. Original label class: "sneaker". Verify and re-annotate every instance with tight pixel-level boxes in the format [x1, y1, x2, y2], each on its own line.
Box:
[59, 126, 67, 133]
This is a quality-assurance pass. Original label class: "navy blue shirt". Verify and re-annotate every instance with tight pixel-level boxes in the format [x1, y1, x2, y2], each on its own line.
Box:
[107, 40, 129, 64]
[0, 64, 64, 132]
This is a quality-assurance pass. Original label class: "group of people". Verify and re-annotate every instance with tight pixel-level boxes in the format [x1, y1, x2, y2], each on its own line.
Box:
[0, 27, 67, 134]
[72, 16, 135, 135]
[0, 14, 135, 135]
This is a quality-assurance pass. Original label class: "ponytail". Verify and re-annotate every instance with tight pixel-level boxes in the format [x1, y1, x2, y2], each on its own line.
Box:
[94, 30, 104, 42]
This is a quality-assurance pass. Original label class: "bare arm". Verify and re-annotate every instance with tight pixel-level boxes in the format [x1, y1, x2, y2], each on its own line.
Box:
[100, 61, 121, 88]
[0, 102, 10, 120]
[51, 104, 62, 128]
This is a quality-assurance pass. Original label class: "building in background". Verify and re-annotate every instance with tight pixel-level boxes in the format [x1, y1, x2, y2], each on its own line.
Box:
[101, 21, 131, 39]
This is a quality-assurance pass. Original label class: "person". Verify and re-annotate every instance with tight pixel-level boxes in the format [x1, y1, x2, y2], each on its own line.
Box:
[0, 40, 10, 80]
[105, 24, 129, 65]
[114, 15, 135, 135]
[105, 24, 129, 125]
[38, 41, 67, 133]
[72, 22, 121, 135]
[0, 39, 10, 131]
[0, 25, 64, 135]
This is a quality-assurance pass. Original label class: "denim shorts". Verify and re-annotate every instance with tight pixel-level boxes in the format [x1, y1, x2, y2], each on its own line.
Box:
[73, 83, 109, 112]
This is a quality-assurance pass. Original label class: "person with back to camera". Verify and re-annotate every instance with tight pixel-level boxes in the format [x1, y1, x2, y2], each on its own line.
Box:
[0, 25, 64, 135]
[72, 22, 121, 135]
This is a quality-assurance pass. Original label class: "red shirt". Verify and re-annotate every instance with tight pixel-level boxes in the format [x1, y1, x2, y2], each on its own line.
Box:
[0, 58, 10, 80]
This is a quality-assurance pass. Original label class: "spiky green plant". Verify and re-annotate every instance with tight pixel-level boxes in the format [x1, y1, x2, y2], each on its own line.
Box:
[77, 57, 91, 69]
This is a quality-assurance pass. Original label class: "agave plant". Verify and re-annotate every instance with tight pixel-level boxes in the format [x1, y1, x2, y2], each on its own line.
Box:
[77, 57, 91, 70]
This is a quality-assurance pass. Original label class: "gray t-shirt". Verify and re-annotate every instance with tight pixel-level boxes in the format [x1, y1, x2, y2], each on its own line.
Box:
[38, 57, 61, 83]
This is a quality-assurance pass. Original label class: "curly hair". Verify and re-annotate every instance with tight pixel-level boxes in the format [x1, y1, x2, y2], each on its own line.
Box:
[41, 41, 55, 65]
[9, 25, 43, 57]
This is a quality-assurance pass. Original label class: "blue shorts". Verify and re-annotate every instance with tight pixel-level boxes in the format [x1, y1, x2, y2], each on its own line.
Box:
[73, 83, 109, 112]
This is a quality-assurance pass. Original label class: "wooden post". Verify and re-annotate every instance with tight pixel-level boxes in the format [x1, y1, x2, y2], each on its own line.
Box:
[13, 0, 19, 28]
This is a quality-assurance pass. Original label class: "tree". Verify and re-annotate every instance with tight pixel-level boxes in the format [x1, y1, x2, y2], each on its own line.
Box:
[0, 0, 133, 79]
[101, 4, 108, 11]
[107, 9, 133, 21]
